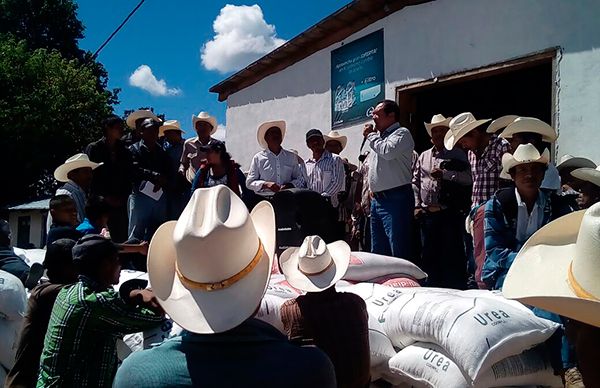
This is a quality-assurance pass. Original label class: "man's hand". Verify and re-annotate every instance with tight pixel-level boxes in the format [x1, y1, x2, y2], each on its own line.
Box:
[431, 168, 444, 180]
[363, 123, 375, 137]
[262, 182, 281, 192]
[280, 183, 294, 190]
[129, 289, 164, 315]
[138, 241, 149, 256]
[414, 208, 426, 219]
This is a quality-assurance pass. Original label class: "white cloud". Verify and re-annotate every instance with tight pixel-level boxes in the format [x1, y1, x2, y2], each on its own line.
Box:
[128, 65, 181, 96]
[213, 124, 227, 142]
[201, 4, 286, 73]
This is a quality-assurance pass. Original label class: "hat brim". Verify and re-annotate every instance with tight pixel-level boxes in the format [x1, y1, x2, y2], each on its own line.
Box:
[500, 120, 558, 142]
[192, 115, 218, 136]
[486, 115, 519, 134]
[444, 119, 491, 150]
[279, 241, 350, 292]
[571, 168, 600, 188]
[557, 157, 596, 172]
[257, 120, 286, 149]
[54, 160, 102, 182]
[424, 119, 452, 137]
[503, 210, 600, 327]
[126, 110, 159, 129]
[500, 149, 550, 180]
[159, 125, 184, 137]
[324, 135, 348, 151]
[147, 201, 276, 334]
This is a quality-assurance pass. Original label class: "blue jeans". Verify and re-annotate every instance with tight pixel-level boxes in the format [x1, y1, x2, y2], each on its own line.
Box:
[128, 192, 168, 241]
[370, 185, 414, 259]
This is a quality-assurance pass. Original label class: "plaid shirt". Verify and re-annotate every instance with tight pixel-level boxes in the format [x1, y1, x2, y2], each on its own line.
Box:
[37, 276, 163, 387]
[468, 135, 510, 207]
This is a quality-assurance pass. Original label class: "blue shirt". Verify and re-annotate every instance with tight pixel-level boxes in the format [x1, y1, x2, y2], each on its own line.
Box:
[76, 218, 101, 236]
[113, 318, 336, 388]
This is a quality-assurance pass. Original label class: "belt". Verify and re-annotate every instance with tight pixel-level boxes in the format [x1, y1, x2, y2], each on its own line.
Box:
[372, 184, 411, 199]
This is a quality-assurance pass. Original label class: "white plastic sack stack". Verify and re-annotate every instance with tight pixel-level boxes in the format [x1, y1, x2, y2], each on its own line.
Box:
[387, 342, 562, 388]
[344, 252, 427, 282]
[12, 248, 46, 266]
[382, 290, 560, 384]
[265, 274, 302, 299]
[368, 315, 396, 381]
[0, 270, 27, 371]
[256, 294, 287, 333]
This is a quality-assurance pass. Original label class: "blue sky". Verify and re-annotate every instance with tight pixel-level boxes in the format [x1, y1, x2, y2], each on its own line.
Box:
[75, 0, 349, 139]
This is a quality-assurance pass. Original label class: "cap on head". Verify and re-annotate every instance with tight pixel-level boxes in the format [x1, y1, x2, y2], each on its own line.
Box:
[72, 234, 119, 264]
[306, 129, 323, 141]
[140, 118, 161, 131]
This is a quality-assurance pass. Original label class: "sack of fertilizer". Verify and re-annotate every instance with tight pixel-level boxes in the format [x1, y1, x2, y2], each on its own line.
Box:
[387, 342, 562, 388]
[266, 274, 302, 299]
[382, 277, 420, 288]
[368, 314, 397, 381]
[118, 318, 184, 361]
[256, 294, 287, 333]
[13, 247, 46, 266]
[0, 319, 23, 370]
[344, 252, 427, 282]
[382, 290, 560, 384]
[0, 364, 7, 386]
[0, 270, 27, 321]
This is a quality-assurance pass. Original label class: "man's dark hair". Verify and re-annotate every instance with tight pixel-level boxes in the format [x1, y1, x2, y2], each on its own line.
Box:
[50, 195, 75, 211]
[44, 238, 76, 282]
[513, 132, 545, 152]
[102, 115, 124, 133]
[377, 99, 400, 122]
[85, 196, 111, 224]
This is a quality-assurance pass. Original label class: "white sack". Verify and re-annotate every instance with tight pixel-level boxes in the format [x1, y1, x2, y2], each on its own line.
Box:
[345, 252, 427, 282]
[0, 270, 27, 321]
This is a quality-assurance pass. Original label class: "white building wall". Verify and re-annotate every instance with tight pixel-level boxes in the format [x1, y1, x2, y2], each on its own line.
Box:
[9, 211, 46, 248]
[225, 0, 600, 169]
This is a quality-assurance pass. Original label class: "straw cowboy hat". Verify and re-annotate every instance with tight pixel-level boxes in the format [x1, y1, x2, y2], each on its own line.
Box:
[147, 185, 276, 334]
[126, 109, 160, 129]
[571, 166, 600, 188]
[444, 112, 491, 150]
[323, 130, 348, 151]
[557, 154, 597, 172]
[503, 202, 600, 327]
[257, 120, 286, 149]
[500, 143, 549, 180]
[500, 117, 558, 142]
[54, 153, 102, 182]
[159, 120, 183, 137]
[192, 112, 218, 135]
[486, 115, 519, 134]
[280, 235, 350, 292]
[424, 114, 452, 137]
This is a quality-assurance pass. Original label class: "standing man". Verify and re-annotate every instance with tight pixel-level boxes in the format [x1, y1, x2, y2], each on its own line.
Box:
[180, 112, 220, 183]
[305, 129, 345, 207]
[445, 112, 511, 289]
[363, 100, 415, 258]
[246, 120, 306, 195]
[122, 109, 160, 147]
[86, 115, 133, 242]
[128, 118, 170, 241]
[413, 114, 472, 289]
[160, 120, 190, 219]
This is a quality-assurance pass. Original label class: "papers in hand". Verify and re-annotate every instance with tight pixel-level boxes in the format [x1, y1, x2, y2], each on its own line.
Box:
[139, 181, 163, 201]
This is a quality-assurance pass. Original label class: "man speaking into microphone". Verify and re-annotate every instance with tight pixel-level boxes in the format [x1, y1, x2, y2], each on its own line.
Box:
[363, 100, 415, 259]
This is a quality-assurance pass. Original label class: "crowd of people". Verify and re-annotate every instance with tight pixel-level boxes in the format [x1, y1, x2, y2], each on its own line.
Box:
[0, 99, 599, 387]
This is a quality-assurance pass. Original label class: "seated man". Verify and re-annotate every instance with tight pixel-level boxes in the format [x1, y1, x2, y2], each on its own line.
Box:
[482, 144, 574, 290]
[0, 220, 42, 288]
[571, 166, 600, 210]
[113, 186, 336, 388]
[6, 239, 79, 388]
[46, 195, 83, 245]
[280, 236, 369, 388]
[37, 235, 164, 387]
[77, 195, 111, 236]
[246, 120, 306, 194]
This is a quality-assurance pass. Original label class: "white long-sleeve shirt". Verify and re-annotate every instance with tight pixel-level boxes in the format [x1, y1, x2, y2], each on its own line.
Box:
[246, 148, 306, 193]
[305, 150, 345, 207]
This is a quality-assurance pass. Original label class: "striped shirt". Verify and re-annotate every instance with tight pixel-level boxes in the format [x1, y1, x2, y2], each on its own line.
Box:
[305, 150, 345, 207]
[468, 135, 511, 207]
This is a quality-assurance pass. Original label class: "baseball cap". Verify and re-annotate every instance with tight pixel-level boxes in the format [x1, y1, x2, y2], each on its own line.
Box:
[72, 235, 119, 263]
[306, 129, 323, 141]
[140, 118, 161, 131]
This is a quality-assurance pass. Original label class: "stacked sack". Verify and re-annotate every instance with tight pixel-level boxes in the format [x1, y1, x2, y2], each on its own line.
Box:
[0, 270, 27, 385]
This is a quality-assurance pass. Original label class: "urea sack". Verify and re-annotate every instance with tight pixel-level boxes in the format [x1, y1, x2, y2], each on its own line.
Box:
[0, 319, 23, 370]
[266, 274, 302, 299]
[382, 290, 559, 383]
[387, 342, 562, 388]
[344, 252, 427, 282]
[0, 363, 7, 387]
[368, 314, 397, 381]
[0, 270, 27, 321]
[256, 294, 287, 333]
[382, 277, 420, 288]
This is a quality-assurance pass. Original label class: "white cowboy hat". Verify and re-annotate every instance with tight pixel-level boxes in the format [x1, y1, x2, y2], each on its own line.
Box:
[486, 115, 519, 134]
[323, 130, 348, 151]
[257, 120, 286, 149]
[424, 114, 453, 137]
[444, 112, 491, 150]
[54, 153, 102, 182]
[147, 185, 275, 334]
[557, 154, 597, 172]
[500, 117, 558, 142]
[192, 112, 217, 135]
[503, 203, 600, 328]
[280, 235, 350, 292]
[500, 143, 549, 180]
[126, 109, 160, 129]
[571, 166, 600, 188]
[159, 120, 184, 137]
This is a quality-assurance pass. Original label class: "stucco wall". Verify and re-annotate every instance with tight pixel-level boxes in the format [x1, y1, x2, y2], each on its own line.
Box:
[225, 0, 600, 169]
[9, 211, 47, 248]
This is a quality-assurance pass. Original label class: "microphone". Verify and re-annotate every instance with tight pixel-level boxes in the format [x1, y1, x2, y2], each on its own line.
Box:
[360, 123, 374, 153]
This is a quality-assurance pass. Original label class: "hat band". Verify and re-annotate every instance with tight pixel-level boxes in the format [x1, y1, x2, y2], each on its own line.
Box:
[175, 241, 264, 292]
[298, 259, 334, 276]
[568, 262, 599, 301]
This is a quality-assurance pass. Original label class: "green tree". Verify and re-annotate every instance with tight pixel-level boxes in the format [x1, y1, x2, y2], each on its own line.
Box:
[0, 38, 114, 205]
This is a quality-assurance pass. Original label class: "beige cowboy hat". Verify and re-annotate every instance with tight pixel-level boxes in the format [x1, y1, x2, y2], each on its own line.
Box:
[126, 109, 160, 129]
[486, 115, 519, 134]
[444, 112, 491, 150]
[424, 114, 452, 137]
[159, 120, 184, 137]
[571, 166, 600, 188]
[54, 153, 102, 182]
[500, 117, 558, 142]
[500, 143, 549, 180]
[147, 185, 276, 334]
[192, 112, 218, 135]
[257, 120, 286, 149]
[324, 130, 348, 151]
[280, 235, 350, 292]
[503, 202, 600, 328]
[557, 154, 597, 172]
